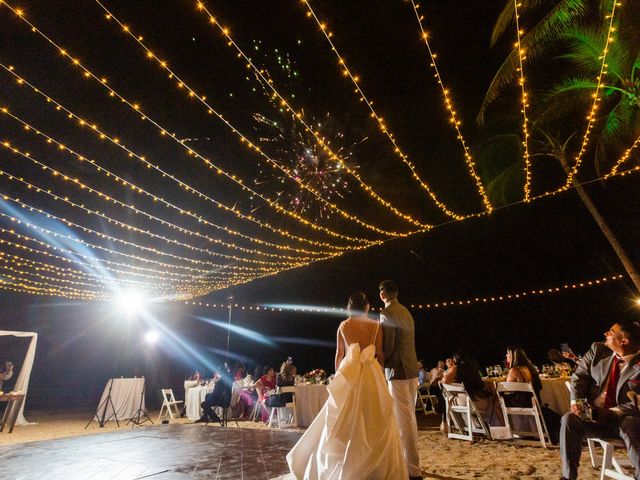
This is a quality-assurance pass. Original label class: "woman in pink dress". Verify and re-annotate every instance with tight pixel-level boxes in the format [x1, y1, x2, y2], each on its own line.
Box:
[254, 366, 276, 422]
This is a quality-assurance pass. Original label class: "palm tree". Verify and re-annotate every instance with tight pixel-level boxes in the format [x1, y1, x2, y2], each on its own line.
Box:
[479, 0, 640, 124]
[478, 3, 640, 292]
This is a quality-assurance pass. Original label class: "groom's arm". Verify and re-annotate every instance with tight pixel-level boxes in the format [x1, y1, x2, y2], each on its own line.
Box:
[380, 313, 395, 364]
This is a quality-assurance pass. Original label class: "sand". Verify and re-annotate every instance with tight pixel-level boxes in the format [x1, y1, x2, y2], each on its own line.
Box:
[0, 410, 624, 479]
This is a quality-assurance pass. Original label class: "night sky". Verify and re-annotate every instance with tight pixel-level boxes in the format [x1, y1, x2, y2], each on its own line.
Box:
[0, 1, 638, 410]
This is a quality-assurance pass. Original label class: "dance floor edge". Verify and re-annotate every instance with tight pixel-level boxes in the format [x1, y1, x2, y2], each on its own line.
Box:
[0, 424, 302, 480]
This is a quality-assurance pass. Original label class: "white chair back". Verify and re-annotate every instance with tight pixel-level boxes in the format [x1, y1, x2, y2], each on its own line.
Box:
[441, 383, 490, 441]
[157, 388, 183, 422]
[416, 382, 438, 415]
[268, 386, 297, 428]
[496, 381, 550, 448]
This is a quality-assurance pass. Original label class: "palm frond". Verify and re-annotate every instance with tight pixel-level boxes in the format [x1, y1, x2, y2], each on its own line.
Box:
[479, 0, 591, 123]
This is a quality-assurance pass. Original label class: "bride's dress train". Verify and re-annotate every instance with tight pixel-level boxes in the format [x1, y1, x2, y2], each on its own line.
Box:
[284, 342, 408, 480]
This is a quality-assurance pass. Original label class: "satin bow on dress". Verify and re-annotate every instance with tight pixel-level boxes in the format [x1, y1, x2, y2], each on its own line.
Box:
[286, 343, 408, 480]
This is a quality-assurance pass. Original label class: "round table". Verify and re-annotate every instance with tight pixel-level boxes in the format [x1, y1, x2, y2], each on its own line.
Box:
[294, 384, 329, 427]
[184, 383, 214, 421]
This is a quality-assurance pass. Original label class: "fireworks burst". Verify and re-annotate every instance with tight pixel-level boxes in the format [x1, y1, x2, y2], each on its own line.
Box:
[248, 41, 365, 221]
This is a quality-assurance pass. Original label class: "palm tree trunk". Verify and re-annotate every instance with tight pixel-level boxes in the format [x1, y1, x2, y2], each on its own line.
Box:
[558, 156, 640, 294]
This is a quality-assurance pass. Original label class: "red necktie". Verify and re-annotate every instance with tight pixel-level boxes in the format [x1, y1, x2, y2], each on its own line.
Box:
[604, 356, 621, 409]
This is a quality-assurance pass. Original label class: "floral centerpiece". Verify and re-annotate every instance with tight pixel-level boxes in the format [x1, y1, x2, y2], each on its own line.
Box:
[304, 369, 327, 384]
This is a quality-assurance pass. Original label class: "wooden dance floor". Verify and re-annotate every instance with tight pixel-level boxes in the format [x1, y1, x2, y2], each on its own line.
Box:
[0, 424, 302, 479]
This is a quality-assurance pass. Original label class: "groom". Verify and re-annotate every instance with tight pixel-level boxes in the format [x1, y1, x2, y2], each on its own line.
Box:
[379, 280, 422, 480]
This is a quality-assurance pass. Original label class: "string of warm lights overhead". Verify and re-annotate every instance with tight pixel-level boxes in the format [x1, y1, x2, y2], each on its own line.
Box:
[1, 3, 382, 246]
[408, 0, 493, 213]
[191, 0, 433, 230]
[0, 278, 105, 300]
[0, 258, 136, 292]
[0, 109, 325, 266]
[0, 210, 240, 277]
[300, 0, 466, 220]
[511, 0, 533, 202]
[180, 273, 626, 312]
[94, 1, 417, 238]
[0, 234, 199, 284]
[607, 134, 640, 177]
[410, 274, 626, 309]
[0, 270, 105, 298]
[563, 0, 620, 189]
[0, 142, 292, 270]
[0, 226, 210, 281]
[0, 187, 286, 274]
[0, 64, 353, 255]
[0, 250, 164, 289]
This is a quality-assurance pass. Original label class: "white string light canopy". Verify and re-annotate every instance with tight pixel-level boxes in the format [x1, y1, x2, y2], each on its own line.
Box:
[0, 0, 637, 304]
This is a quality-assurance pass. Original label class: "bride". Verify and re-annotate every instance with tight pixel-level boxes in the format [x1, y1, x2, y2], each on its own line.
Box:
[285, 292, 408, 480]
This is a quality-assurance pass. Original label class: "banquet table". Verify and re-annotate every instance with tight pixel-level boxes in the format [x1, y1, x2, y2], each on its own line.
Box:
[294, 384, 328, 427]
[539, 377, 571, 415]
[94, 377, 145, 422]
[0, 393, 26, 433]
[184, 382, 215, 421]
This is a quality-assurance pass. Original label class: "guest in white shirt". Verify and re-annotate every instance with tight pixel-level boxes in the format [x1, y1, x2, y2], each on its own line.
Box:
[429, 360, 445, 386]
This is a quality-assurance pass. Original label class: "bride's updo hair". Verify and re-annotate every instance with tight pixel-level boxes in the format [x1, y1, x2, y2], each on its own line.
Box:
[347, 292, 369, 315]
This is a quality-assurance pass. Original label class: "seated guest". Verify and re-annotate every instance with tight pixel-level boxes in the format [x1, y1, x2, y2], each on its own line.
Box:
[254, 366, 277, 422]
[0, 361, 14, 392]
[197, 365, 233, 425]
[268, 364, 297, 408]
[417, 361, 428, 386]
[441, 357, 457, 385]
[560, 321, 640, 480]
[429, 360, 446, 386]
[443, 352, 501, 427]
[232, 363, 246, 382]
[280, 356, 294, 375]
[504, 346, 542, 406]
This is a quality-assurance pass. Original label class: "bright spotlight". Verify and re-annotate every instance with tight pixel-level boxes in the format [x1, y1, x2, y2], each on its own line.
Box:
[116, 290, 146, 317]
[636, 298, 640, 307]
[145, 330, 160, 344]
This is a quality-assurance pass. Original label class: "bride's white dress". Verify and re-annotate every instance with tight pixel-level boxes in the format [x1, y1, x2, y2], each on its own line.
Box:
[285, 342, 408, 480]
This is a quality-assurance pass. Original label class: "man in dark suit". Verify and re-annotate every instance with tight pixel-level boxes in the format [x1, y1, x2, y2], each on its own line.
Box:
[379, 280, 422, 480]
[561, 320, 640, 480]
[197, 366, 233, 425]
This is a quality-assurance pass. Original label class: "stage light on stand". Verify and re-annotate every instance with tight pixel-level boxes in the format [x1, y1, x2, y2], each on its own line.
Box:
[144, 330, 159, 344]
[116, 290, 146, 318]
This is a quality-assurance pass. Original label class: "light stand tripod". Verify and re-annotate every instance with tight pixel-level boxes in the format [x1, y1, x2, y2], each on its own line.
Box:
[85, 377, 119, 429]
[127, 377, 153, 427]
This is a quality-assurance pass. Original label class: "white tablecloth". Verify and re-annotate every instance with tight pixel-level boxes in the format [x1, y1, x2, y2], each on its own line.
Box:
[295, 384, 328, 427]
[94, 378, 145, 422]
[184, 383, 214, 420]
[540, 377, 571, 415]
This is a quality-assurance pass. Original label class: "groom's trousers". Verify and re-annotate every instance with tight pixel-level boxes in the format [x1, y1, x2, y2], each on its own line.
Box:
[388, 378, 421, 477]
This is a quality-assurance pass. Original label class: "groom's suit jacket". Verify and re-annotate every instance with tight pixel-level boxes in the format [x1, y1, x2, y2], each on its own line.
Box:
[380, 299, 418, 381]
[571, 342, 640, 417]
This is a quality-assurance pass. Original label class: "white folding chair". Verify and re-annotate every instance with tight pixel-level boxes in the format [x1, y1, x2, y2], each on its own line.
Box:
[268, 387, 297, 428]
[157, 388, 183, 422]
[416, 382, 438, 415]
[441, 383, 491, 441]
[587, 438, 634, 480]
[565, 380, 632, 476]
[496, 382, 551, 448]
[251, 395, 268, 421]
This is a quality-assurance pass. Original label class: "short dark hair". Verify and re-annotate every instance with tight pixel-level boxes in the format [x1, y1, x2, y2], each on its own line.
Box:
[378, 280, 398, 294]
[618, 321, 640, 345]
